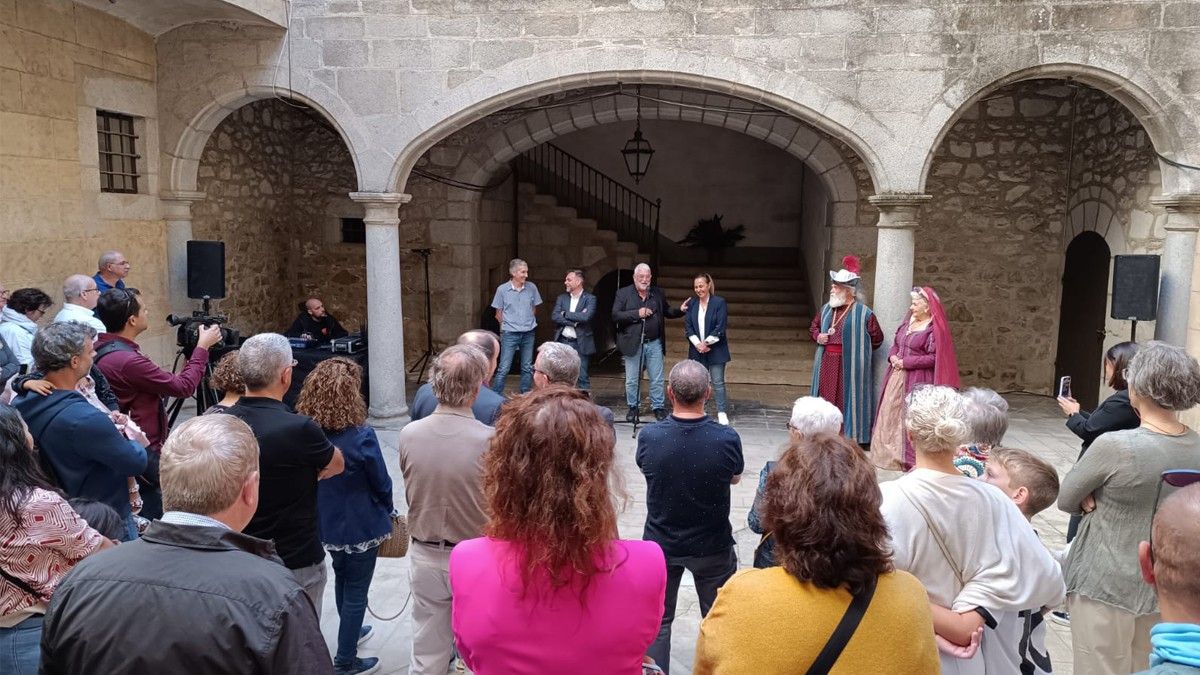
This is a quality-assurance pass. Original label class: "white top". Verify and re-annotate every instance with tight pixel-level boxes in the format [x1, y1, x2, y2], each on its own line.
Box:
[562, 292, 581, 339]
[880, 468, 1065, 675]
[688, 300, 720, 347]
[53, 303, 106, 335]
[0, 307, 38, 366]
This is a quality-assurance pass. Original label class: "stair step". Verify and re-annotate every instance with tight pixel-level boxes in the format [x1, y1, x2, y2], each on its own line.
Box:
[657, 277, 808, 291]
[666, 341, 818, 357]
[532, 194, 557, 206]
[659, 265, 800, 279]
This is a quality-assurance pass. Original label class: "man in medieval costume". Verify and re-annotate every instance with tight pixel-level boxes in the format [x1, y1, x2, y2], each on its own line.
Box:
[809, 255, 884, 444]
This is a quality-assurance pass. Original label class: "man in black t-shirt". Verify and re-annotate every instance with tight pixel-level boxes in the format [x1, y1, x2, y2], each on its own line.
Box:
[636, 360, 743, 674]
[285, 297, 349, 344]
[226, 333, 344, 615]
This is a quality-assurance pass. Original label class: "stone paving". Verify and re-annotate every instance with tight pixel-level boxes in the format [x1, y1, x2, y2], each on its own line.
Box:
[317, 382, 1086, 674]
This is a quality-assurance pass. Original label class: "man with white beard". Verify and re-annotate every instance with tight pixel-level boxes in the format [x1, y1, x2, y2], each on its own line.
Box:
[808, 255, 884, 445]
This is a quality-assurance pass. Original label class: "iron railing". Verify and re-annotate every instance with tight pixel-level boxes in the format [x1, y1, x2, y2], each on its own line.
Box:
[514, 142, 662, 270]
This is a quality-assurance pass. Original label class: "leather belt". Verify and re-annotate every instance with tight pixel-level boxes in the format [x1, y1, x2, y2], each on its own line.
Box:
[412, 537, 458, 549]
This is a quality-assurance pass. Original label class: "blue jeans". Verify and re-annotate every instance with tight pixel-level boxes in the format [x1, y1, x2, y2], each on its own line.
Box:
[624, 339, 665, 409]
[492, 329, 535, 394]
[330, 547, 380, 667]
[0, 614, 42, 675]
[645, 547, 737, 673]
[706, 362, 727, 413]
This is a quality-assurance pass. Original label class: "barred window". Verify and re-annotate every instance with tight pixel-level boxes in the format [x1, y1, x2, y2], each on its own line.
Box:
[96, 111, 140, 193]
[341, 217, 365, 244]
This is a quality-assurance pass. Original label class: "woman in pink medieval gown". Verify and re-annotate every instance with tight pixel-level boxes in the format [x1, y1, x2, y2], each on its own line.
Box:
[872, 287, 960, 471]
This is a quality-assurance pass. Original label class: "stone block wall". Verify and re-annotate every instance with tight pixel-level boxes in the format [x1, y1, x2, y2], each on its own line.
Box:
[921, 79, 1160, 395]
[192, 99, 362, 338]
[0, 0, 173, 364]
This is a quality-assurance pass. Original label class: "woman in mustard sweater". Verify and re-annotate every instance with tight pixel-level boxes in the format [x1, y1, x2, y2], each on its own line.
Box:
[693, 433, 939, 674]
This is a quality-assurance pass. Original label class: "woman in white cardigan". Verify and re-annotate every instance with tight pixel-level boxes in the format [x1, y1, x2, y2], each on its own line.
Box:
[880, 385, 1065, 674]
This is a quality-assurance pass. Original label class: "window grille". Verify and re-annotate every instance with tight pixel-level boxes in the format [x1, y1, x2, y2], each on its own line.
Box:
[341, 217, 366, 244]
[97, 112, 140, 193]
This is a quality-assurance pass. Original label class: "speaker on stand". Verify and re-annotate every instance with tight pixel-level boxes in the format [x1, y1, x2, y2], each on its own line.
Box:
[186, 240, 226, 300]
[1111, 254, 1159, 341]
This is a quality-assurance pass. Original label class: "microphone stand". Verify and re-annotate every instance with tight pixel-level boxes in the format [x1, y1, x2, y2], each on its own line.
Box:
[630, 315, 647, 438]
[407, 248, 435, 383]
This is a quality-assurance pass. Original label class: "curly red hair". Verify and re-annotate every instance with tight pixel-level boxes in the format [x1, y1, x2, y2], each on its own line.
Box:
[762, 433, 893, 595]
[484, 385, 620, 595]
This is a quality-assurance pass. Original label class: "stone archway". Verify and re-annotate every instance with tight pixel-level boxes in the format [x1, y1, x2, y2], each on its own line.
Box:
[919, 77, 1163, 394]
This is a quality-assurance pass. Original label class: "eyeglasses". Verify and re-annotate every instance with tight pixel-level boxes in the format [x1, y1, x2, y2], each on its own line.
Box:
[290, 359, 298, 368]
[82, 288, 99, 296]
[1149, 469, 1200, 552]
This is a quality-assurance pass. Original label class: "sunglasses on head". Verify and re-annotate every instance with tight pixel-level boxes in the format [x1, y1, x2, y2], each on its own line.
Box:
[1150, 469, 1200, 551]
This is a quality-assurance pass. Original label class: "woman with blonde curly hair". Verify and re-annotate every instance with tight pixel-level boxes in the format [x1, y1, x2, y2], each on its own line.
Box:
[881, 385, 1064, 674]
[449, 385, 667, 674]
[295, 357, 393, 675]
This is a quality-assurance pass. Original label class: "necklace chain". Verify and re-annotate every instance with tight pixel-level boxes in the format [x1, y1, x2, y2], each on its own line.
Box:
[1144, 419, 1187, 436]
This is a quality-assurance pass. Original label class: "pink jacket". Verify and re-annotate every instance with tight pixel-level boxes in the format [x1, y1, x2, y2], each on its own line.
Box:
[450, 538, 666, 674]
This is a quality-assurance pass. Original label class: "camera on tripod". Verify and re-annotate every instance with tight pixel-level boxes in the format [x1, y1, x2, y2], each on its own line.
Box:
[165, 310, 239, 352]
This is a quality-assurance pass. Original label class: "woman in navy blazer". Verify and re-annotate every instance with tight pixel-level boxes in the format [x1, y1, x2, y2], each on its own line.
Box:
[296, 357, 394, 675]
[684, 273, 732, 424]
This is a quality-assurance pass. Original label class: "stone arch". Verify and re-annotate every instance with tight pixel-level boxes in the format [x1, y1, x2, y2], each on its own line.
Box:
[917, 62, 1196, 194]
[386, 46, 891, 196]
[167, 85, 367, 195]
[449, 88, 862, 229]
[1064, 186, 1129, 256]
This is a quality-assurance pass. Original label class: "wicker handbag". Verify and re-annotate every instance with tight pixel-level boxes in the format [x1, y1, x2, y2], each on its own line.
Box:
[376, 515, 409, 558]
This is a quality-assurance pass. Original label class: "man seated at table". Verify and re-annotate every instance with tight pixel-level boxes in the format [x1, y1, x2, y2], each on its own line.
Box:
[285, 297, 348, 344]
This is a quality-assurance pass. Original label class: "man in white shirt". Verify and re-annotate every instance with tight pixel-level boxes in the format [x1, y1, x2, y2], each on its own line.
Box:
[53, 275, 106, 334]
[551, 269, 597, 391]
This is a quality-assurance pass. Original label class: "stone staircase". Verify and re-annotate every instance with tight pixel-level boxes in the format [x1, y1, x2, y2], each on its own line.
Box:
[657, 264, 817, 387]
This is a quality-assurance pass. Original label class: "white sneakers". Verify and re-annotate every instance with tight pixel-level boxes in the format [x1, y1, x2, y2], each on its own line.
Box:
[717, 412, 729, 425]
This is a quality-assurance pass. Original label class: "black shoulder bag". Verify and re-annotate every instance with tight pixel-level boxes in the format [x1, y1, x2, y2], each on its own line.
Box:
[0, 565, 46, 602]
[806, 577, 878, 675]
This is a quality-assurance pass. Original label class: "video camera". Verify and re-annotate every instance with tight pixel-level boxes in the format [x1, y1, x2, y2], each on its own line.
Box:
[166, 311, 239, 353]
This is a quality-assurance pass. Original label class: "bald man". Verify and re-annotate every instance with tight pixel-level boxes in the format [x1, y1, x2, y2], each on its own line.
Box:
[285, 297, 348, 344]
[54, 274, 106, 334]
[1136, 481, 1200, 674]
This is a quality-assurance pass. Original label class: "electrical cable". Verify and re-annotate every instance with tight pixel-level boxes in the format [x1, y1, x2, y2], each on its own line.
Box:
[1156, 152, 1200, 172]
[410, 166, 511, 192]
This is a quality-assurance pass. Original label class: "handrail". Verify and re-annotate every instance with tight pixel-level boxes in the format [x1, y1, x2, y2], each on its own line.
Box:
[514, 142, 662, 270]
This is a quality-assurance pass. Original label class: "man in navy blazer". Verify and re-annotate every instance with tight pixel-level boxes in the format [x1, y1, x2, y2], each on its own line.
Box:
[409, 330, 505, 425]
[551, 269, 597, 390]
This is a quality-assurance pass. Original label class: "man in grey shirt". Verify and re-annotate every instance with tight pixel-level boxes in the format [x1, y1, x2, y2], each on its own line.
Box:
[399, 345, 495, 675]
[490, 258, 542, 395]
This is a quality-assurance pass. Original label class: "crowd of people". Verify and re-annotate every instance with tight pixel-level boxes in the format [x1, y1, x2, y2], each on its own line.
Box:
[4, 252, 1200, 675]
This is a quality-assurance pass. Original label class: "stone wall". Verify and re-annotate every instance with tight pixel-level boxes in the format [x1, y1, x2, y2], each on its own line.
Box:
[921, 79, 1159, 395]
[0, 0, 173, 363]
[192, 99, 361, 338]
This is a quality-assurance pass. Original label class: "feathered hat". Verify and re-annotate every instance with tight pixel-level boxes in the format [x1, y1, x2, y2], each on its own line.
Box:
[829, 255, 861, 287]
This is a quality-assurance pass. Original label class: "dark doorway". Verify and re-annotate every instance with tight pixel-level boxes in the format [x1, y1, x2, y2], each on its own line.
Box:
[1054, 231, 1111, 410]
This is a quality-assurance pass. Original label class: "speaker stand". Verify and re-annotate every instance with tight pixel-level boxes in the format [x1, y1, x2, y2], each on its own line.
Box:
[407, 248, 435, 383]
[1130, 318, 1138, 342]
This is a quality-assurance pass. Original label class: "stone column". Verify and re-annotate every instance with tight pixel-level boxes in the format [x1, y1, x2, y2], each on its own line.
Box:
[350, 192, 413, 426]
[1151, 194, 1200, 346]
[869, 194, 932, 393]
[160, 191, 206, 316]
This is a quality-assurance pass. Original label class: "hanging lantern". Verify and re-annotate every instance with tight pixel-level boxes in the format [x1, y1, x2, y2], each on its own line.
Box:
[621, 87, 654, 183]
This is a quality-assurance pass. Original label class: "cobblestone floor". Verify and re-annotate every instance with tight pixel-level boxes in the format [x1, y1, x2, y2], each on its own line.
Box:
[319, 380, 1084, 674]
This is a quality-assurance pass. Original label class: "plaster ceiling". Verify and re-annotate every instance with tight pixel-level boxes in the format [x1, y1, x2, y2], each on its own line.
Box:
[75, 0, 286, 36]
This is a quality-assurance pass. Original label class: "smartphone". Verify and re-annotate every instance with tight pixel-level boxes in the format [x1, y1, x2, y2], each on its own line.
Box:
[1058, 375, 1072, 399]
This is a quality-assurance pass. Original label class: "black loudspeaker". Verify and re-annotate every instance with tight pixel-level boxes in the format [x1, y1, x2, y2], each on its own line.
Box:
[186, 240, 226, 299]
[1111, 254, 1159, 321]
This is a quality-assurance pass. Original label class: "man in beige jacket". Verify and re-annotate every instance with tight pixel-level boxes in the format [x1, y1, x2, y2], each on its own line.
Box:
[398, 344, 495, 674]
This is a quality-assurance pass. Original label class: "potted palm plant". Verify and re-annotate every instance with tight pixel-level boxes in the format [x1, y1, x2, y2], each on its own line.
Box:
[677, 214, 746, 265]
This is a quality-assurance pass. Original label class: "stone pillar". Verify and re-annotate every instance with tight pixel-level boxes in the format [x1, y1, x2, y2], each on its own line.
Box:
[160, 191, 206, 316]
[869, 194, 932, 392]
[1150, 194, 1200, 346]
[350, 191, 413, 426]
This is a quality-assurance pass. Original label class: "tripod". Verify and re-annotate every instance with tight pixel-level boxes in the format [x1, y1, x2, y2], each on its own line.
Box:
[165, 350, 218, 427]
[407, 248, 435, 383]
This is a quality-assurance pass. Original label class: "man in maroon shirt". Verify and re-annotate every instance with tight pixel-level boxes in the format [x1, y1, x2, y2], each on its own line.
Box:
[94, 288, 220, 519]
